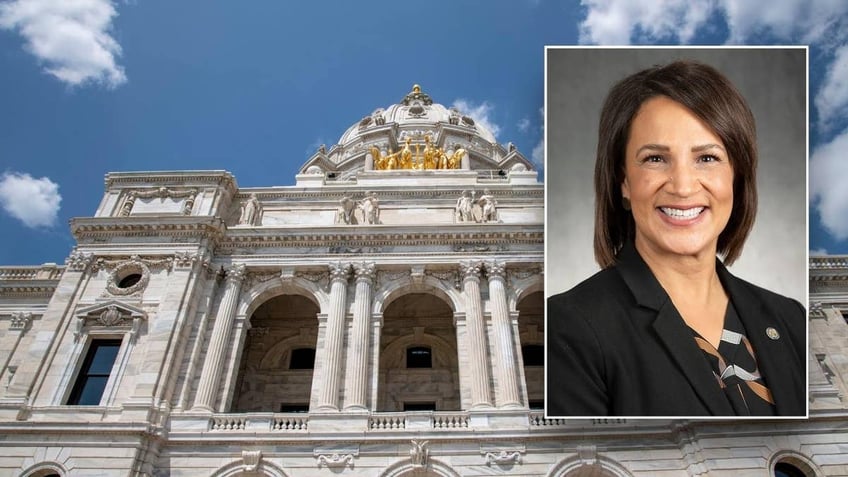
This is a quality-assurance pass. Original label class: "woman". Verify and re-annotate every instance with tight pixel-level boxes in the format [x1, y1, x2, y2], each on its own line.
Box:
[546, 60, 806, 417]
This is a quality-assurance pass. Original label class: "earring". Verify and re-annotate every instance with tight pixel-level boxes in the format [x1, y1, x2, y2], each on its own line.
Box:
[622, 197, 631, 211]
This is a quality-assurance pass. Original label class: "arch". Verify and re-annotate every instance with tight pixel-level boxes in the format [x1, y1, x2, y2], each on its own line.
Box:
[381, 332, 457, 369]
[546, 454, 635, 477]
[372, 274, 463, 315]
[238, 276, 328, 318]
[379, 457, 461, 477]
[20, 462, 66, 477]
[259, 332, 319, 370]
[509, 274, 543, 311]
[211, 457, 289, 477]
[768, 450, 823, 477]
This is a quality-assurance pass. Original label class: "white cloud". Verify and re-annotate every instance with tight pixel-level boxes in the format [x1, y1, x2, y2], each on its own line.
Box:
[811, 248, 829, 256]
[0, 172, 62, 228]
[811, 127, 848, 240]
[517, 118, 531, 133]
[816, 44, 848, 130]
[0, 0, 126, 88]
[531, 139, 544, 168]
[452, 99, 502, 139]
[578, 0, 848, 46]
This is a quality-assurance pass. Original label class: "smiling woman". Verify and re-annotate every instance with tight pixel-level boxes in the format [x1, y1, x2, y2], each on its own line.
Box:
[546, 57, 806, 418]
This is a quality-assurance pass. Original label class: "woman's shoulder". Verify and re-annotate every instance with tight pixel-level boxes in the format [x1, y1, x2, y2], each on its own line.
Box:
[721, 269, 804, 314]
[548, 266, 628, 310]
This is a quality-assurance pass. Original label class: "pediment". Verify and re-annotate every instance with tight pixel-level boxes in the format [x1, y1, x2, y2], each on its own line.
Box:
[76, 300, 146, 320]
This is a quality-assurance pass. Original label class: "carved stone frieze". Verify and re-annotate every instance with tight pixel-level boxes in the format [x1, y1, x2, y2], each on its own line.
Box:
[241, 450, 261, 472]
[129, 187, 198, 200]
[453, 243, 510, 253]
[377, 270, 410, 288]
[484, 450, 522, 466]
[316, 453, 354, 468]
[426, 269, 460, 290]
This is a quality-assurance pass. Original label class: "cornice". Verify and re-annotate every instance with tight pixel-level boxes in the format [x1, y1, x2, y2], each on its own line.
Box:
[70, 216, 226, 241]
[104, 170, 237, 191]
[219, 225, 543, 250]
[231, 186, 543, 201]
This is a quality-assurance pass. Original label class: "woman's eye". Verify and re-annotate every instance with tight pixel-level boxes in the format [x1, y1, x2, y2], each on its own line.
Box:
[643, 155, 664, 163]
[699, 154, 720, 163]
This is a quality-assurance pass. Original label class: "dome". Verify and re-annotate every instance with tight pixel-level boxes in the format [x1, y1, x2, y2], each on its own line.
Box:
[298, 84, 533, 177]
[337, 84, 497, 146]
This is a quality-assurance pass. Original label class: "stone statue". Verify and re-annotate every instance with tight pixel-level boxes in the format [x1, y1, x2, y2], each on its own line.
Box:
[338, 196, 358, 224]
[238, 194, 260, 226]
[359, 191, 380, 225]
[455, 190, 474, 222]
[478, 189, 497, 223]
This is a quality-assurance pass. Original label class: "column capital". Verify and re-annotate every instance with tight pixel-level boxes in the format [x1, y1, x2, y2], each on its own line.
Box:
[459, 260, 482, 280]
[353, 261, 376, 282]
[226, 263, 247, 283]
[484, 260, 506, 279]
[328, 262, 351, 283]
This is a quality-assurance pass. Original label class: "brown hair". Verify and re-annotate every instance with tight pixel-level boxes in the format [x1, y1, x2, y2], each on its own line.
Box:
[593, 60, 757, 267]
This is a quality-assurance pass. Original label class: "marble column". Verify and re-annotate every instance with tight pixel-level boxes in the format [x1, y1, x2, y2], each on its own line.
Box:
[344, 261, 375, 410]
[316, 262, 350, 411]
[192, 264, 245, 412]
[460, 260, 492, 408]
[485, 260, 521, 408]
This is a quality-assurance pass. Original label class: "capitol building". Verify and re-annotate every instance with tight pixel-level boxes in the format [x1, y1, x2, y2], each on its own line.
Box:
[0, 85, 847, 476]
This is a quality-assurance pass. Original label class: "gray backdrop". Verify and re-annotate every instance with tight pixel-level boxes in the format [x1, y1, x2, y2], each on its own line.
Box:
[545, 48, 807, 304]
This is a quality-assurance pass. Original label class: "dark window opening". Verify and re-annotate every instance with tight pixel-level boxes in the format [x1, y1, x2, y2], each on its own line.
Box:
[407, 346, 432, 368]
[404, 402, 436, 411]
[775, 463, 807, 477]
[67, 339, 122, 405]
[118, 273, 142, 289]
[529, 400, 545, 410]
[279, 403, 309, 413]
[289, 348, 315, 369]
[522, 344, 544, 366]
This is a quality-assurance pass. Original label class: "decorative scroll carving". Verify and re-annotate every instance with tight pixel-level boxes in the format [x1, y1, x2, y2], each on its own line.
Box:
[484, 450, 522, 466]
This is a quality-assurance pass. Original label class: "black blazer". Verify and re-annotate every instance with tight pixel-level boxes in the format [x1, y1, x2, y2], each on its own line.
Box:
[546, 243, 806, 417]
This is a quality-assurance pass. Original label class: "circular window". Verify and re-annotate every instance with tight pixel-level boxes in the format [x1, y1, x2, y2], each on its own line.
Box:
[775, 462, 807, 477]
[118, 273, 142, 289]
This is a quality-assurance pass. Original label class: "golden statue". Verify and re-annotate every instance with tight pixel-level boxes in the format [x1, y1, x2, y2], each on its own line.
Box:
[423, 135, 438, 170]
[400, 137, 413, 169]
[370, 135, 465, 171]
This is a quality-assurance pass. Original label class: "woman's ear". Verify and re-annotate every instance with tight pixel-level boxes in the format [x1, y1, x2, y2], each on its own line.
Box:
[621, 178, 631, 211]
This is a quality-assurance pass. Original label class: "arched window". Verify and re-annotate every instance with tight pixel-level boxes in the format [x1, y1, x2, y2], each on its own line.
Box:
[775, 462, 808, 477]
[407, 346, 432, 368]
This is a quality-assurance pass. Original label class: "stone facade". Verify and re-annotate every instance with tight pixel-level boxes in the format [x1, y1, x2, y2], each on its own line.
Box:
[0, 85, 845, 476]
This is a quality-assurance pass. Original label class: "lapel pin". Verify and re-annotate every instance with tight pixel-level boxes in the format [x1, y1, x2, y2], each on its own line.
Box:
[766, 327, 780, 340]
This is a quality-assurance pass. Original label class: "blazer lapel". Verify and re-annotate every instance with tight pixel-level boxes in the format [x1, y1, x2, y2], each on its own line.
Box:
[718, 264, 805, 415]
[616, 243, 735, 416]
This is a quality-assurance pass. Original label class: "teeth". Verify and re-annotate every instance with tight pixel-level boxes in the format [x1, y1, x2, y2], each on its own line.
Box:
[660, 207, 704, 219]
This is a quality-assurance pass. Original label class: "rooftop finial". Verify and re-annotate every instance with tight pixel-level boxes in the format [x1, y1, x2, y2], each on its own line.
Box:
[401, 84, 432, 106]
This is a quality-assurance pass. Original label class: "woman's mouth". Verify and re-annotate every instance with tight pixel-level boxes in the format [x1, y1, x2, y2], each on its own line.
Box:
[659, 206, 705, 220]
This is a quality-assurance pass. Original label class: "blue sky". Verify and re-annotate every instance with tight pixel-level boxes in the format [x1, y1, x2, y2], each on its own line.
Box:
[0, 0, 846, 265]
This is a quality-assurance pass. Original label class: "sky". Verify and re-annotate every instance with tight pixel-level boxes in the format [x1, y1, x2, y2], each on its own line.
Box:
[0, 0, 846, 266]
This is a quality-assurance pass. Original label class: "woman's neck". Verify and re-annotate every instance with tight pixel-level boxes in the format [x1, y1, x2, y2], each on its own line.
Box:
[634, 237, 728, 347]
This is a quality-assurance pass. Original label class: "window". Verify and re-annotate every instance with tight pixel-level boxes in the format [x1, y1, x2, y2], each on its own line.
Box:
[529, 400, 545, 410]
[775, 463, 807, 477]
[406, 346, 432, 368]
[404, 402, 436, 411]
[522, 344, 544, 366]
[117, 273, 142, 289]
[279, 403, 309, 413]
[67, 339, 122, 405]
[289, 348, 316, 369]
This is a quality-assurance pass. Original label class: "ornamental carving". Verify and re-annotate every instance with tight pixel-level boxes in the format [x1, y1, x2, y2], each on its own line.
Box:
[129, 187, 198, 200]
[377, 270, 410, 287]
[316, 453, 354, 468]
[484, 450, 522, 466]
[427, 270, 460, 290]
[74, 300, 146, 342]
[173, 251, 207, 269]
[104, 259, 151, 296]
[9, 312, 34, 331]
[328, 262, 351, 282]
[65, 251, 94, 271]
[400, 84, 433, 106]
[226, 264, 247, 283]
[460, 260, 482, 280]
[410, 440, 429, 469]
[484, 260, 506, 278]
[353, 262, 376, 282]
[241, 450, 261, 472]
[238, 194, 262, 226]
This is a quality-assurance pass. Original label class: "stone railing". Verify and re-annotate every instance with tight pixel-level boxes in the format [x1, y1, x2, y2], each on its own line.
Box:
[529, 411, 567, 427]
[0, 265, 64, 281]
[432, 412, 469, 429]
[369, 413, 406, 430]
[368, 411, 471, 431]
[209, 413, 308, 432]
[810, 256, 848, 269]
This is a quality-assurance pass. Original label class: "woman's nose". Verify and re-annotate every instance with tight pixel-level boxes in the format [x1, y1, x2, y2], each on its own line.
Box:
[665, 162, 700, 196]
